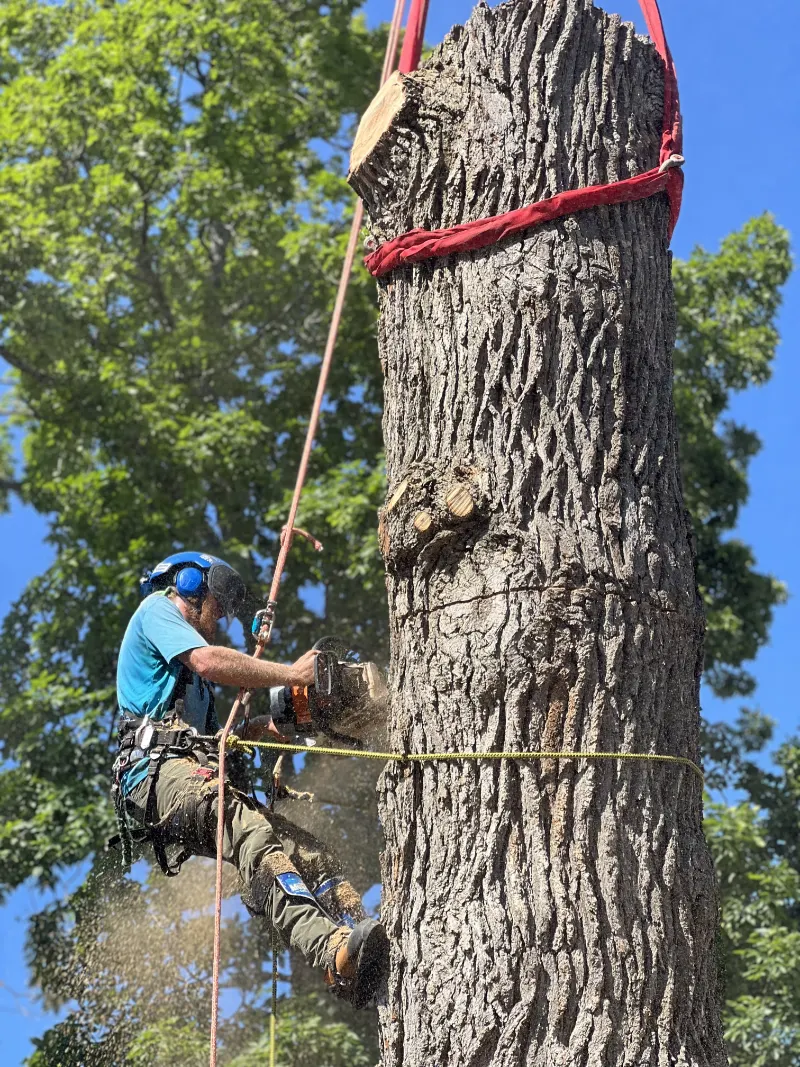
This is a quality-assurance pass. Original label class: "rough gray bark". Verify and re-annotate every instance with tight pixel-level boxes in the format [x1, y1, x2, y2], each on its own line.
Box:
[349, 1, 726, 1065]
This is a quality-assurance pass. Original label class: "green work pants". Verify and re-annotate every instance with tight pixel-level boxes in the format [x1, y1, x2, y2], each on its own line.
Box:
[125, 757, 363, 970]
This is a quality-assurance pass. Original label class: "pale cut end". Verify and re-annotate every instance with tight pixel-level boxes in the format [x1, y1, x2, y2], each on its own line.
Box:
[445, 485, 475, 518]
[363, 661, 389, 705]
[386, 478, 410, 513]
[349, 71, 407, 176]
[413, 511, 433, 532]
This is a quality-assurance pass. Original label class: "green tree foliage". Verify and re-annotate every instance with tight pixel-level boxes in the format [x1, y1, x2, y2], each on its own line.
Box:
[701, 712, 800, 1065]
[0, 0, 388, 900]
[0, 0, 793, 1062]
[673, 216, 791, 697]
[124, 1003, 371, 1067]
[710, 802, 800, 1067]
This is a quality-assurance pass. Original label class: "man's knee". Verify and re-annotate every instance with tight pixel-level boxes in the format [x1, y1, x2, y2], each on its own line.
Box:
[271, 814, 340, 886]
[242, 851, 304, 915]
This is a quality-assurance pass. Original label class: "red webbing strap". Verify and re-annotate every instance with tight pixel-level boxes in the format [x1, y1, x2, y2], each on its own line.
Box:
[398, 0, 429, 73]
[365, 0, 682, 279]
[638, 0, 681, 157]
[365, 162, 678, 278]
[638, 0, 683, 232]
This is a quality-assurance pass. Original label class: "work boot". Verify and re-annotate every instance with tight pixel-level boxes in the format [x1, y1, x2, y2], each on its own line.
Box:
[324, 918, 389, 1009]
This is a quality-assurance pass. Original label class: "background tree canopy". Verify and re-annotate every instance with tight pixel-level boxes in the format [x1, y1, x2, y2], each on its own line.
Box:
[0, 0, 793, 1064]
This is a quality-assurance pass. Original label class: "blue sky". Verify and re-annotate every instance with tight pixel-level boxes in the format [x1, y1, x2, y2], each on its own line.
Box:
[2, 0, 799, 1061]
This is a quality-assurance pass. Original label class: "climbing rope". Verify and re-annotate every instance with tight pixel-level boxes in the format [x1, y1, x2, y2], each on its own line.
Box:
[207, 3, 409, 1065]
[209, 0, 686, 1063]
[270, 926, 278, 1067]
[227, 735, 704, 785]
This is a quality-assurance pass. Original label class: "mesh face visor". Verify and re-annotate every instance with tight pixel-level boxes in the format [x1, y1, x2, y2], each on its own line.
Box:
[207, 563, 246, 617]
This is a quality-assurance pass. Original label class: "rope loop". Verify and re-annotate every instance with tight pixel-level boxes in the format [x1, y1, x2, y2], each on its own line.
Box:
[658, 152, 685, 174]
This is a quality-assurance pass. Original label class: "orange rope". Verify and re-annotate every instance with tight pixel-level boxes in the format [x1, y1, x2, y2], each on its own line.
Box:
[208, 3, 408, 1062]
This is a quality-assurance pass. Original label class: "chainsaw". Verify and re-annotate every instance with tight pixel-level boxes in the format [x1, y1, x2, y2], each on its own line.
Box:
[263, 636, 387, 747]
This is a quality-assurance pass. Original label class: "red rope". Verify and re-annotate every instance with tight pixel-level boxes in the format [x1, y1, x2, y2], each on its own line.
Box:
[365, 0, 682, 279]
[398, 0, 429, 73]
[207, 2, 409, 1064]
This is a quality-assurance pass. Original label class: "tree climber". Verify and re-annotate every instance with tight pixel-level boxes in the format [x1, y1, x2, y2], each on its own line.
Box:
[111, 551, 389, 1008]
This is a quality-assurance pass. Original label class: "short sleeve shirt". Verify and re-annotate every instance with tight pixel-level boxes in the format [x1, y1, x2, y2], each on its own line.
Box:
[116, 593, 216, 793]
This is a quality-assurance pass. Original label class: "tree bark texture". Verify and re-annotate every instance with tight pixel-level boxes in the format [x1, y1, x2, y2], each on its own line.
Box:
[349, 1, 725, 1065]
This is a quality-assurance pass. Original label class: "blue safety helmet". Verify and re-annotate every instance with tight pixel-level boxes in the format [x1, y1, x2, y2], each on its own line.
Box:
[140, 551, 246, 617]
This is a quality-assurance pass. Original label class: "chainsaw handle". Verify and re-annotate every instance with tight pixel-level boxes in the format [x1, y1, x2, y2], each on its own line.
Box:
[311, 636, 345, 698]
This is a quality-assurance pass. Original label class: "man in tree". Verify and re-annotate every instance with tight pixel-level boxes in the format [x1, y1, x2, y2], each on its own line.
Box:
[112, 550, 389, 1009]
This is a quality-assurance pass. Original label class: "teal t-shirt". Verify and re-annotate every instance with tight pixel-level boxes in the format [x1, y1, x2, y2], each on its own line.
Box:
[116, 593, 216, 793]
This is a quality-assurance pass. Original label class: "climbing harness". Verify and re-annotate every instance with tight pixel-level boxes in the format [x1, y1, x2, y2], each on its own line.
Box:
[110, 661, 225, 872]
[207, 1, 689, 1064]
[112, 717, 224, 875]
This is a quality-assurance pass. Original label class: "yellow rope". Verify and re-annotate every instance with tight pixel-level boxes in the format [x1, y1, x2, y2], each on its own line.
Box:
[226, 736, 704, 784]
[229, 734, 702, 1066]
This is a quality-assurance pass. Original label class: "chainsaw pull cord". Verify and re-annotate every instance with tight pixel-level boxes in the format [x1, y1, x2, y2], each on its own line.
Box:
[208, 2, 410, 1064]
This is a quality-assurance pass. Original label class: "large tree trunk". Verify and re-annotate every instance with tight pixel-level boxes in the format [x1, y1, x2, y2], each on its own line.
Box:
[349, 1, 725, 1065]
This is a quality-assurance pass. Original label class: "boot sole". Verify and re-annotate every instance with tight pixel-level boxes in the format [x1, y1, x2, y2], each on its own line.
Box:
[348, 919, 390, 1010]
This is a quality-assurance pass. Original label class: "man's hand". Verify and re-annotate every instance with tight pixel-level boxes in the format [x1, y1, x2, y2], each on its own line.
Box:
[289, 648, 318, 687]
[236, 715, 291, 743]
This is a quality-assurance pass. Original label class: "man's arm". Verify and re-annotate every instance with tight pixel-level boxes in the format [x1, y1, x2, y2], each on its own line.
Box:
[179, 645, 317, 689]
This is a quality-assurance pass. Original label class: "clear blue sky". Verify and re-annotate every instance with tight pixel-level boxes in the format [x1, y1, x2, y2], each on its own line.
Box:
[2, 0, 799, 1060]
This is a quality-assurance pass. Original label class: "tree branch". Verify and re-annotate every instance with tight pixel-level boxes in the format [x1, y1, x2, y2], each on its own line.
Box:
[0, 477, 24, 498]
[0, 347, 56, 385]
[133, 200, 176, 331]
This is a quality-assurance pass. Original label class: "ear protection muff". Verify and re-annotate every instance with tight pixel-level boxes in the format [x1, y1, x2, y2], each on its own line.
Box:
[174, 565, 206, 601]
[141, 551, 245, 615]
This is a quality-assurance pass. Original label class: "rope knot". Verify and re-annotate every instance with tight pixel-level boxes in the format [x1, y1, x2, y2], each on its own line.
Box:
[658, 152, 685, 174]
[226, 734, 255, 756]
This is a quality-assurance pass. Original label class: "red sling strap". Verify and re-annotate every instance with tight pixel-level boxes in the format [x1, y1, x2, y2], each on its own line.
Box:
[365, 0, 683, 279]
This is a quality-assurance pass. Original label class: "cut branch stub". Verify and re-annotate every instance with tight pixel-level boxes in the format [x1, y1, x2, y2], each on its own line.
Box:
[413, 510, 433, 533]
[386, 477, 410, 513]
[349, 70, 407, 178]
[444, 483, 474, 518]
[377, 511, 390, 558]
